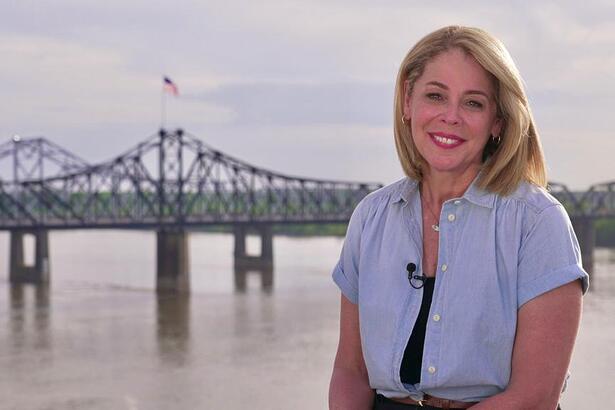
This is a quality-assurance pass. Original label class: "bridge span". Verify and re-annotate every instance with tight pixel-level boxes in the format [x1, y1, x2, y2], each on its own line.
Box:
[548, 182, 615, 273]
[0, 129, 381, 291]
[1, 129, 612, 291]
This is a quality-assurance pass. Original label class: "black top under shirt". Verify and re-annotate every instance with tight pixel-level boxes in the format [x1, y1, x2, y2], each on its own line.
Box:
[400, 277, 436, 384]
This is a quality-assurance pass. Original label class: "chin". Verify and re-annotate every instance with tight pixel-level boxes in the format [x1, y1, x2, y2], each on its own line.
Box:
[425, 159, 480, 176]
[426, 159, 462, 172]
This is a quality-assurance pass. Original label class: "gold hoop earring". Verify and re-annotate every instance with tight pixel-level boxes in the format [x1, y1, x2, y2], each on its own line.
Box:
[402, 116, 409, 125]
[492, 134, 501, 145]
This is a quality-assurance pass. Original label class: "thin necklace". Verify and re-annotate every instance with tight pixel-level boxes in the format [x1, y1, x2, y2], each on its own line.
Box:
[422, 190, 441, 233]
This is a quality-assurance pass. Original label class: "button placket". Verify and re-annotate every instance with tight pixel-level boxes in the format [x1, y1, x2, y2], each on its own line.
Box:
[425, 200, 456, 385]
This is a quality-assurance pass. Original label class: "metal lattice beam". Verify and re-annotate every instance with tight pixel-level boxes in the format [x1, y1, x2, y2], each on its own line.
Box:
[0, 129, 383, 229]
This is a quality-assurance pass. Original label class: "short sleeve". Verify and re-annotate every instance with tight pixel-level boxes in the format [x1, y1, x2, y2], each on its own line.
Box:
[517, 204, 589, 308]
[332, 200, 366, 304]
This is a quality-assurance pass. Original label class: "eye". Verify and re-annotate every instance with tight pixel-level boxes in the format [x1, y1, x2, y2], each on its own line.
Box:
[466, 99, 484, 109]
[426, 92, 444, 101]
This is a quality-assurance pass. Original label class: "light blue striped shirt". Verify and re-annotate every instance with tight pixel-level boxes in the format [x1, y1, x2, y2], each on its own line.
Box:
[332, 177, 589, 402]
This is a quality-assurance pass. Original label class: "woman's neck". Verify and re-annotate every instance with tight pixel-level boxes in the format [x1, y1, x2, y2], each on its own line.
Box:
[421, 167, 479, 206]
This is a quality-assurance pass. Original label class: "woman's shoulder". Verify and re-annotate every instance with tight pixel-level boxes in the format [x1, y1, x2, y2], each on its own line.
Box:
[358, 177, 415, 208]
[498, 181, 563, 216]
[350, 177, 415, 222]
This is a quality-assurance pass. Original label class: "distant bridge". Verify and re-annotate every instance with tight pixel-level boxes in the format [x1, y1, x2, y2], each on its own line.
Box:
[547, 182, 615, 274]
[0, 129, 612, 290]
[0, 129, 381, 291]
[548, 182, 615, 219]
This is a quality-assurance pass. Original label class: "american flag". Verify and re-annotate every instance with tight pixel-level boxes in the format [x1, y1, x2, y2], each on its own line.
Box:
[163, 76, 179, 96]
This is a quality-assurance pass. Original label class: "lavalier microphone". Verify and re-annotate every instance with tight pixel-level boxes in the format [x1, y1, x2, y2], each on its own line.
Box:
[407, 262, 426, 289]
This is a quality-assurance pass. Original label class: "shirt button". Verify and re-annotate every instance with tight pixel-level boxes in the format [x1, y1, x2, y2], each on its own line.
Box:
[454, 200, 461, 205]
[433, 314, 441, 322]
[441, 264, 448, 272]
[448, 214, 456, 222]
[428, 366, 436, 374]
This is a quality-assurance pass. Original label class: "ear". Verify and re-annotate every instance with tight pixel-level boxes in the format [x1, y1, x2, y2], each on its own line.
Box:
[491, 116, 503, 138]
[402, 80, 412, 120]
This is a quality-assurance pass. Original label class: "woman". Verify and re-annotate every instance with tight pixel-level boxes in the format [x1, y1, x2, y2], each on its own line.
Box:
[329, 26, 589, 410]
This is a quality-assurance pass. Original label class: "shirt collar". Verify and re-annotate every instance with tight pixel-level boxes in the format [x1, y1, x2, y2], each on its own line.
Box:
[462, 176, 496, 208]
[393, 174, 496, 209]
[392, 178, 419, 204]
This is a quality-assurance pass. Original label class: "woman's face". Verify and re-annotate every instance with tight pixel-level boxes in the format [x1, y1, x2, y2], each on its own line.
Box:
[403, 48, 501, 178]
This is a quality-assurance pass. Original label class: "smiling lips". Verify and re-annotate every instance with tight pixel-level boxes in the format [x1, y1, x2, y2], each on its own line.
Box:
[429, 132, 465, 149]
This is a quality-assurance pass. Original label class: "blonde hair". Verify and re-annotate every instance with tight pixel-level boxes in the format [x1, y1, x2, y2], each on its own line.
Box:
[394, 26, 546, 195]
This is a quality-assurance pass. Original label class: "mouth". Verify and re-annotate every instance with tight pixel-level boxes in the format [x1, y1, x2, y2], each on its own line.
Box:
[428, 132, 465, 149]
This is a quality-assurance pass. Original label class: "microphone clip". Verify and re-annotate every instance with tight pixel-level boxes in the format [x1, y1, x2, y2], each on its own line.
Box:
[406, 262, 426, 289]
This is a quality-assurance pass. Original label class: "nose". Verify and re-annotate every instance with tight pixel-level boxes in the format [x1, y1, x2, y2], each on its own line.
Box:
[440, 102, 461, 126]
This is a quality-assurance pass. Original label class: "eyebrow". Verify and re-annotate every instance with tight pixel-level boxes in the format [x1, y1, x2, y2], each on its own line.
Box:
[425, 81, 491, 99]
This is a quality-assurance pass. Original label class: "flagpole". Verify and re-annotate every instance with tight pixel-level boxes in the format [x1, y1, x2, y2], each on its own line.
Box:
[161, 86, 166, 130]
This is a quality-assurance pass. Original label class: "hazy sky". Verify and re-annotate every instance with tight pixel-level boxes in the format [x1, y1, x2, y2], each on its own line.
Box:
[2, 0, 614, 189]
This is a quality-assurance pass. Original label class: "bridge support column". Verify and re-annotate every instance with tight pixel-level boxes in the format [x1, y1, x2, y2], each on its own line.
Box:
[9, 229, 50, 284]
[233, 224, 274, 291]
[156, 229, 190, 293]
[571, 217, 595, 274]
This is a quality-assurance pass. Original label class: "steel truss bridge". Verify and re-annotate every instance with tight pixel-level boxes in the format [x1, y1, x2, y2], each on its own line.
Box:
[0, 129, 381, 229]
[0, 129, 381, 290]
[0, 129, 612, 289]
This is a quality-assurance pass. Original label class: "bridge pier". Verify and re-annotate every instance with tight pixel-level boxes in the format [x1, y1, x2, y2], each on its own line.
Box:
[233, 224, 274, 270]
[233, 224, 274, 291]
[9, 229, 50, 284]
[571, 217, 595, 274]
[156, 229, 190, 293]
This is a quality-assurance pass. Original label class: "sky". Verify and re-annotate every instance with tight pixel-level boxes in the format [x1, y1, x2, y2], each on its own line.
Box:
[1, 0, 614, 190]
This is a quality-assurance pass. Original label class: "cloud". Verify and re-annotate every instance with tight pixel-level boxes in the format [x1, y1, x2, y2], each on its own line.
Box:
[189, 81, 392, 126]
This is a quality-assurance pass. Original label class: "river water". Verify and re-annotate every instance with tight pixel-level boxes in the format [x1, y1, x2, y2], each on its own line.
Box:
[0, 231, 613, 409]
